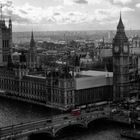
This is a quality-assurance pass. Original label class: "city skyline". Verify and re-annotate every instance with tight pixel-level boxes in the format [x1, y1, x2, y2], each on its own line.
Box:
[1, 0, 140, 31]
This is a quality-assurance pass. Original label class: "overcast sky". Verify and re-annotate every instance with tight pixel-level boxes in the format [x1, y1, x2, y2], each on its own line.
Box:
[1, 0, 140, 31]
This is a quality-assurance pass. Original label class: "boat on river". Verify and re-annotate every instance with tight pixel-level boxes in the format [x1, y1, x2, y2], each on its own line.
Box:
[120, 129, 140, 139]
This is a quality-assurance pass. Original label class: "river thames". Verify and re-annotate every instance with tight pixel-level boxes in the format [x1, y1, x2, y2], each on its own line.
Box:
[0, 97, 131, 140]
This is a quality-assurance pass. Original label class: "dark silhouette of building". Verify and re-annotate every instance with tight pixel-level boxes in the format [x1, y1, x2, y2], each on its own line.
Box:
[0, 17, 12, 66]
[27, 31, 37, 69]
[113, 13, 130, 101]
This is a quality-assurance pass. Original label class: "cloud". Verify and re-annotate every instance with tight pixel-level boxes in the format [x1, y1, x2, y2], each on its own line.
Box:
[63, 0, 88, 5]
[2, 2, 64, 24]
[63, 0, 107, 6]
[19, 9, 28, 15]
[113, 0, 132, 5]
[49, 11, 89, 24]
[88, 0, 106, 5]
[53, 12, 61, 16]
[12, 13, 31, 24]
[93, 5, 134, 25]
[3, 2, 42, 24]
[2, 1, 89, 25]
[40, 17, 56, 24]
[136, 3, 140, 8]
[0, 0, 136, 31]
[63, 0, 74, 5]
[121, 7, 134, 12]
[74, 0, 88, 4]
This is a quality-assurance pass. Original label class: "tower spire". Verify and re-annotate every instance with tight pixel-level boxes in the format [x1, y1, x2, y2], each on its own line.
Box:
[117, 11, 124, 31]
[30, 30, 34, 42]
[30, 30, 35, 49]
[9, 18, 12, 29]
[31, 30, 34, 40]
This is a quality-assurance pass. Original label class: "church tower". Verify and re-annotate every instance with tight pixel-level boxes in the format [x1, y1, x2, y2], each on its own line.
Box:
[113, 13, 129, 101]
[28, 31, 37, 69]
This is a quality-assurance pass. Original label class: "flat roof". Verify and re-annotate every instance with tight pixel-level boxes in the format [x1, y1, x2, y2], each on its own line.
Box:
[75, 71, 113, 90]
[26, 75, 46, 79]
[79, 70, 113, 77]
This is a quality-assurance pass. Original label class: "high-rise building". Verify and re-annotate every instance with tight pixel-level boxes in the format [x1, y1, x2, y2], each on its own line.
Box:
[113, 13, 130, 101]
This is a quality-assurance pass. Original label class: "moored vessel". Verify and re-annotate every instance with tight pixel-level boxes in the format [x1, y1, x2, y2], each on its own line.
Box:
[120, 129, 140, 139]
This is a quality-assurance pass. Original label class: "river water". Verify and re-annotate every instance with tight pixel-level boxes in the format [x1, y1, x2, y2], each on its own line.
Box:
[0, 97, 131, 140]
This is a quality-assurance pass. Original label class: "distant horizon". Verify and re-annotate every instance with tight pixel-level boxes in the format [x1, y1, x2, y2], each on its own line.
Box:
[13, 30, 114, 33]
[12, 29, 140, 33]
[12, 29, 140, 44]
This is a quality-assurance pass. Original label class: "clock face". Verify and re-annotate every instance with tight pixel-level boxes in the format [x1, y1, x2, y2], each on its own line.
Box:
[123, 45, 128, 53]
[114, 46, 119, 53]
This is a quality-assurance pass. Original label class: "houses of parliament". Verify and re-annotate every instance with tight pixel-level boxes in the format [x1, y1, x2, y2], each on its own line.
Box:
[0, 13, 139, 111]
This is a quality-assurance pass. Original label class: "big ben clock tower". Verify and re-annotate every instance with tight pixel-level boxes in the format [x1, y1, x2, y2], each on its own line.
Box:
[113, 13, 129, 101]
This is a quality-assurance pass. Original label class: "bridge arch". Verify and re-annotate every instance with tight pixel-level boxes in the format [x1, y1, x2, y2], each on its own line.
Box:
[29, 131, 53, 140]
[86, 117, 108, 127]
[54, 123, 86, 137]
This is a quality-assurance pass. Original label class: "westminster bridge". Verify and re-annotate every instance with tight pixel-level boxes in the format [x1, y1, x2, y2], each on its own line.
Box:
[0, 104, 139, 140]
[0, 98, 139, 140]
[0, 109, 111, 140]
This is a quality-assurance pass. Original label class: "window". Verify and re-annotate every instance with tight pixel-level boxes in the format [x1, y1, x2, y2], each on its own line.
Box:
[2, 40, 9, 48]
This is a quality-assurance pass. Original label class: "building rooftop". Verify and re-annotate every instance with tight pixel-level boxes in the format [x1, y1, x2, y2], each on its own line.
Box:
[26, 75, 46, 79]
[75, 70, 113, 90]
[79, 70, 113, 77]
[75, 76, 112, 90]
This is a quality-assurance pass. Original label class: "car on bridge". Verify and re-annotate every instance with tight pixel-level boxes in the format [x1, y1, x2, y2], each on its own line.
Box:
[71, 109, 81, 116]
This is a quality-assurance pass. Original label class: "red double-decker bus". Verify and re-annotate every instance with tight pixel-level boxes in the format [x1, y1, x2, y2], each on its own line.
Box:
[71, 109, 81, 116]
